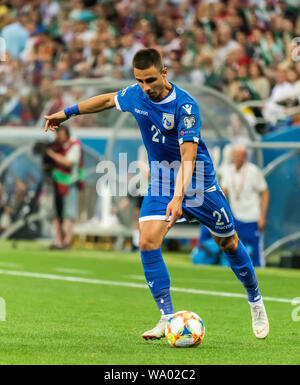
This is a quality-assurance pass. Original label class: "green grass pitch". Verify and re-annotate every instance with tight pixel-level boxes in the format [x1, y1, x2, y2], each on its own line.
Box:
[0, 241, 299, 365]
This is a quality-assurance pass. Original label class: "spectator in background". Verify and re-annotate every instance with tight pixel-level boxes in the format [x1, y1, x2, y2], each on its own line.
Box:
[37, 85, 75, 127]
[248, 62, 271, 100]
[213, 24, 239, 71]
[0, 177, 41, 238]
[3, 179, 28, 222]
[119, 33, 144, 70]
[237, 85, 267, 135]
[221, 66, 238, 100]
[292, 64, 300, 126]
[1, 12, 29, 59]
[110, 52, 127, 79]
[230, 64, 251, 101]
[45, 125, 85, 250]
[0, 86, 29, 125]
[221, 146, 269, 267]
[92, 53, 113, 78]
[295, 62, 300, 89]
[269, 68, 294, 102]
[161, 28, 182, 55]
[286, 67, 300, 101]
[263, 68, 296, 124]
[167, 58, 188, 83]
[40, 0, 60, 28]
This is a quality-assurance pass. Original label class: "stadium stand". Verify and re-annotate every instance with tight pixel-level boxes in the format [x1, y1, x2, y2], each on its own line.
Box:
[0, 0, 299, 130]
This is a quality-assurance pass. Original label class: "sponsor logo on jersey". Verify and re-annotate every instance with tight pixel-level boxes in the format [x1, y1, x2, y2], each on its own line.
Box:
[183, 114, 196, 129]
[162, 113, 175, 130]
[134, 108, 148, 116]
[182, 104, 192, 115]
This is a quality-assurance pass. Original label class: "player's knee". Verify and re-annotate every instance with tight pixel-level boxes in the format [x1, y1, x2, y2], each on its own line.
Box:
[217, 234, 239, 254]
[139, 236, 158, 251]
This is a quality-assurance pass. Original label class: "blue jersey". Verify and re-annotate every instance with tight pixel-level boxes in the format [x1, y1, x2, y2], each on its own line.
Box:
[115, 82, 217, 196]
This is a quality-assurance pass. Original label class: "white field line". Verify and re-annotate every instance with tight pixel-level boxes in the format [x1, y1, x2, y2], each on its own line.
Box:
[0, 269, 297, 304]
[55, 268, 92, 275]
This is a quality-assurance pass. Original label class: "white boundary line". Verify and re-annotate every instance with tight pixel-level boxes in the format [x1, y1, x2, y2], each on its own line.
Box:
[55, 268, 92, 275]
[0, 269, 296, 304]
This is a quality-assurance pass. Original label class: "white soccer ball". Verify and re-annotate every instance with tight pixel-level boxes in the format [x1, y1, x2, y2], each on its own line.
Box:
[165, 310, 205, 348]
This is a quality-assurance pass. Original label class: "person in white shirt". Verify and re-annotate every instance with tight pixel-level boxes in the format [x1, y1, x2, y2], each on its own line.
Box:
[221, 146, 269, 267]
[263, 69, 295, 125]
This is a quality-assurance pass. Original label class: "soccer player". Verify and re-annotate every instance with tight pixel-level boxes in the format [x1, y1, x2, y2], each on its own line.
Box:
[44, 48, 269, 340]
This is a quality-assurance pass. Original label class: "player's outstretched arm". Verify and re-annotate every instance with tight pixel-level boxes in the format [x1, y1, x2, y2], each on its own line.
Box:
[44, 92, 117, 132]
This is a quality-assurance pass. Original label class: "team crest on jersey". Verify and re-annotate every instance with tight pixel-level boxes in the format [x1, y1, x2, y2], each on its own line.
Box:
[183, 114, 196, 129]
[162, 112, 174, 130]
[162, 113, 174, 130]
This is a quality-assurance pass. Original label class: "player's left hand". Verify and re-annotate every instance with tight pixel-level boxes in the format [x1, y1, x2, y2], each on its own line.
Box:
[165, 197, 183, 229]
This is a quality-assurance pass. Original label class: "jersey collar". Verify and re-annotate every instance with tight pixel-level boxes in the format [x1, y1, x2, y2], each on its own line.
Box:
[149, 83, 176, 105]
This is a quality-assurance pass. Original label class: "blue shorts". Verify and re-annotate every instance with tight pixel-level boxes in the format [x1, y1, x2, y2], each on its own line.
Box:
[139, 185, 235, 237]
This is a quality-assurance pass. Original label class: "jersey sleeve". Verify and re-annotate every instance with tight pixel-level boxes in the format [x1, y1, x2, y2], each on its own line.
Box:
[176, 102, 202, 145]
[114, 84, 137, 113]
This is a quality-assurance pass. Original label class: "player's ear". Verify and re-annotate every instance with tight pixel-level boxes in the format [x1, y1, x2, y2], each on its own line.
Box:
[162, 66, 168, 78]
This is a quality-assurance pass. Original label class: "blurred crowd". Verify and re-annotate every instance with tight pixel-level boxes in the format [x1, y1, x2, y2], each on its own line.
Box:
[0, 178, 41, 237]
[0, 0, 300, 131]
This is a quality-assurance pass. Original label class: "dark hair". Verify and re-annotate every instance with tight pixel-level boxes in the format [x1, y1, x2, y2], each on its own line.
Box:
[250, 61, 264, 77]
[132, 48, 164, 71]
[56, 125, 70, 138]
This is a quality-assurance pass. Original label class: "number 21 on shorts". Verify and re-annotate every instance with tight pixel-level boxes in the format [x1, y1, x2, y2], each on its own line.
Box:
[213, 207, 230, 226]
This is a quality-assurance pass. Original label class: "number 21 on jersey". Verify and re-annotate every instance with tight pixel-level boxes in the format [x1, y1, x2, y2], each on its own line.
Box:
[151, 125, 166, 144]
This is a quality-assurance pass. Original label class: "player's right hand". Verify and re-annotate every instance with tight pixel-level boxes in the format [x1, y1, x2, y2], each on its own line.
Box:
[44, 111, 68, 132]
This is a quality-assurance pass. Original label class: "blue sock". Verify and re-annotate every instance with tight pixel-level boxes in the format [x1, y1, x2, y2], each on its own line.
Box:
[226, 240, 261, 303]
[140, 248, 174, 316]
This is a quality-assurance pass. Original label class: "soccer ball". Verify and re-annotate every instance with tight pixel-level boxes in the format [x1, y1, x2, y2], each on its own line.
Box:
[165, 310, 205, 348]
